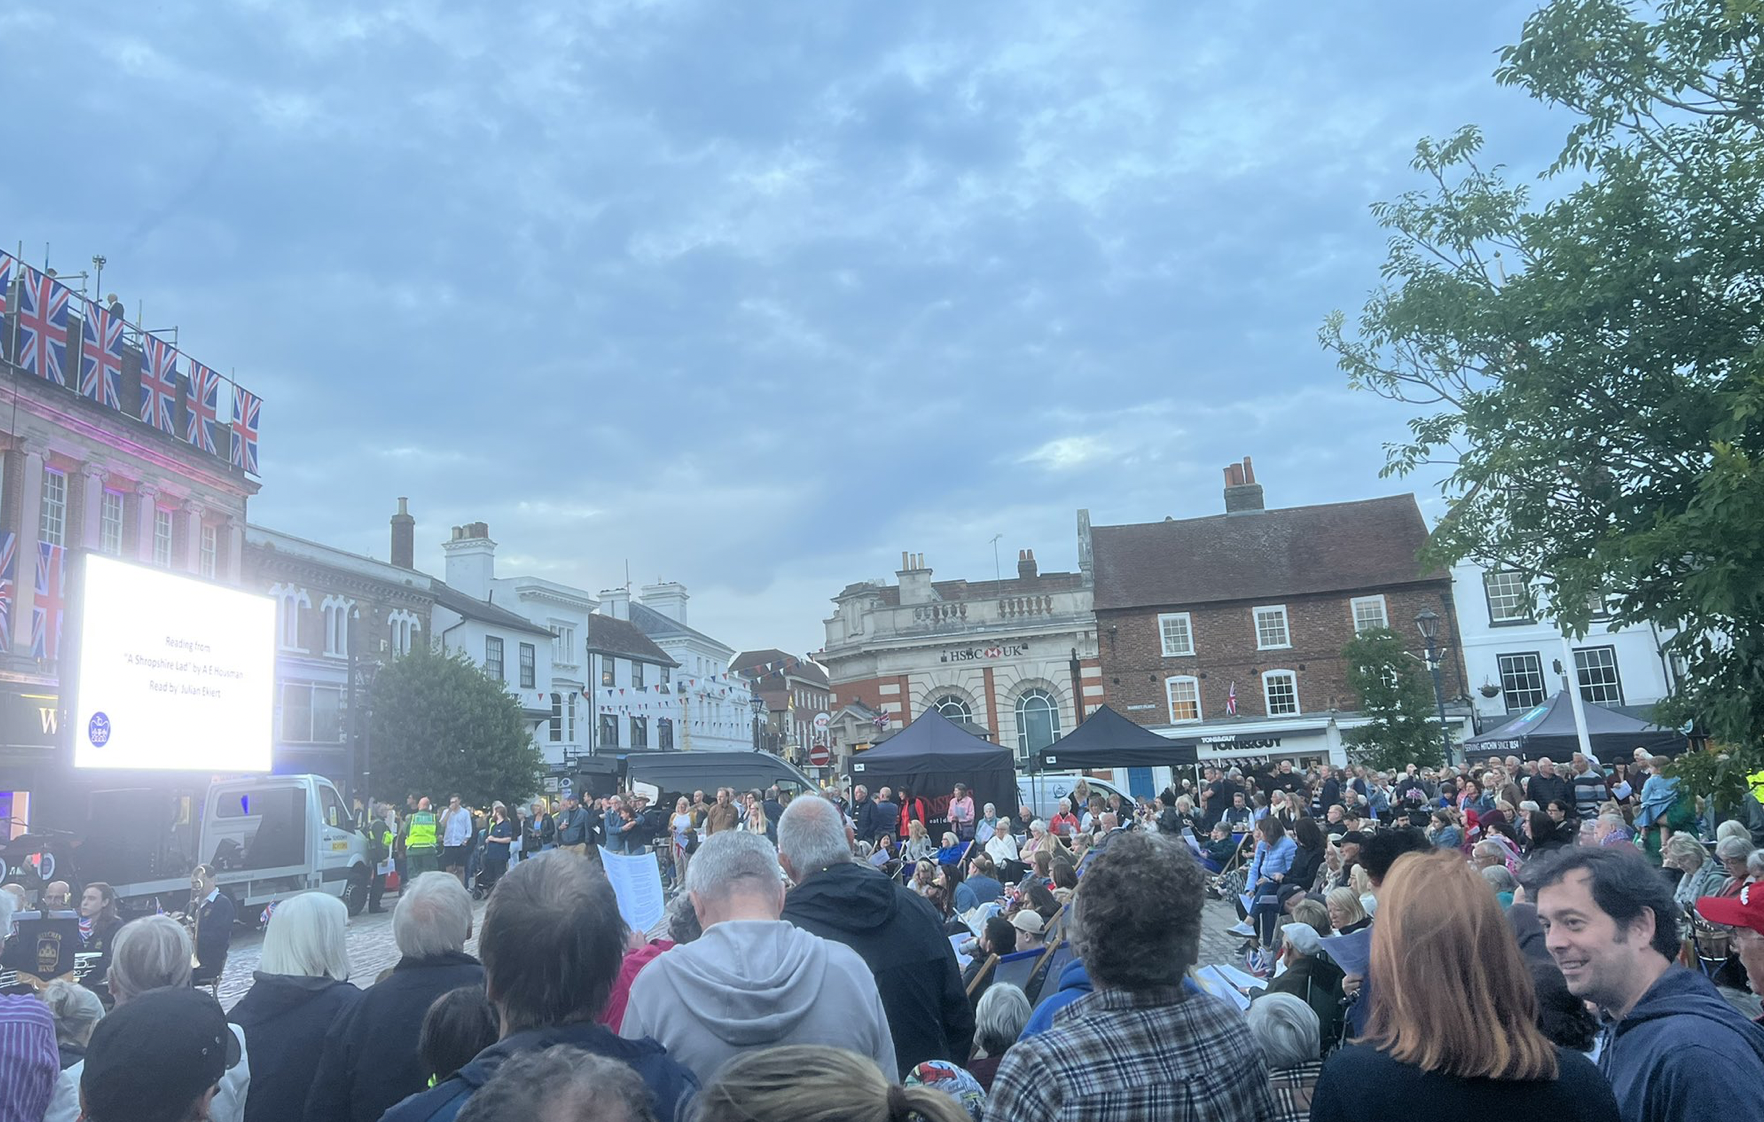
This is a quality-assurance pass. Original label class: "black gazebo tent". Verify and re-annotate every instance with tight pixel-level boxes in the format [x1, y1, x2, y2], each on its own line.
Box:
[1462, 691, 1686, 761]
[1035, 704, 1200, 771]
[848, 708, 1017, 817]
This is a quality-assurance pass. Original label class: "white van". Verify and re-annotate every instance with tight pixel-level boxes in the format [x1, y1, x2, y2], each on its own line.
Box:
[1017, 772, 1135, 823]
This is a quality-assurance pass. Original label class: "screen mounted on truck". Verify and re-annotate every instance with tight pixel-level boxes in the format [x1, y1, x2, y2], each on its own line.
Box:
[70, 554, 276, 772]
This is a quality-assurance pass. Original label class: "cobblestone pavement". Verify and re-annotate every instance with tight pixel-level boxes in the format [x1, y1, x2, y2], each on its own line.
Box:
[217, 892, 489, 1010]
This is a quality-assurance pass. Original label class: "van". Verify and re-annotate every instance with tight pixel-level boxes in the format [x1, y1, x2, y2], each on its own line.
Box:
[197, 774, 374, 916]
[1017, 771, 1134, 822]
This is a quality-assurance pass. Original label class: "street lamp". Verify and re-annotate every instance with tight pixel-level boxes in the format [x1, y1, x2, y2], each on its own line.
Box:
[1413, 607, 1453, 765]
[750, 692, 766, 753]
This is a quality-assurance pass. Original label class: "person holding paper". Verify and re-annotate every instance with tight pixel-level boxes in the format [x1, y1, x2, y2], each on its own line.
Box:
[619, 830, 896, 1086]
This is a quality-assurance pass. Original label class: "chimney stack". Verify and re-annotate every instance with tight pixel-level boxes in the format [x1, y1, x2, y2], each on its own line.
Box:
[1223, 456, 1265, 513]
[390, 497, 415, 570]
[1018, 548, 1038, 580]
[440, 521, 497, 598]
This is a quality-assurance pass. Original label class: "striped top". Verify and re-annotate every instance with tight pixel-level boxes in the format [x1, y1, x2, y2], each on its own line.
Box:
[0, 995, 58, 1122]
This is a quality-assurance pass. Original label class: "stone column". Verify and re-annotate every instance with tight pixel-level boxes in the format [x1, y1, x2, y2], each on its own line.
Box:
[182, 499, 205, 574]
[135, 483, 159, 564]
[225, 515, 243, 583]
[13, 447, 44, 654]
[80, 465, 106, 552]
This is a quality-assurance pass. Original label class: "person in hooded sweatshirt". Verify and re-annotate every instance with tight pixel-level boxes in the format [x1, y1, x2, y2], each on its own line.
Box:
[619, 829, 896, 1084]
[1529, 847, 1764, 1122]
[228, 892, 362, 1122]
[777, 794, 973, 1076]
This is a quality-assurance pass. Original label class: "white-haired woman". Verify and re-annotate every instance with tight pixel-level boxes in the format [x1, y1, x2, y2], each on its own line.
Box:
[229, 892, 362, 1122]
[1247, 991, 1324, 1122]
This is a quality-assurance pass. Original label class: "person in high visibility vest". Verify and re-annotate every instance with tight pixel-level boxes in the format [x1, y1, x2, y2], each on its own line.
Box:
[370, 804, 398, 912]
[405, 796, 441, 876]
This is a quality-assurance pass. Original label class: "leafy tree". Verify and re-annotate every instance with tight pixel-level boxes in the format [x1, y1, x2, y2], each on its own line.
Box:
[368, 643, 545, 808]
[1321, 1, 1764, 786]
[1342, 628, 1450, 772]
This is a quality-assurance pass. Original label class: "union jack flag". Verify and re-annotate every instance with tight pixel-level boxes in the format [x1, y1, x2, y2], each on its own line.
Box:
[32, 541, 64, 661]
[185, 358, 223, 454]
[0, 533, 14, 654]
[0, 252, 13, 320]
[14, 266, 70, 385]
[140, 335, 180, 434]
[1226, 680, 1238, 717]
[79, 299, 124, 409]
[230, 383, 262, 474]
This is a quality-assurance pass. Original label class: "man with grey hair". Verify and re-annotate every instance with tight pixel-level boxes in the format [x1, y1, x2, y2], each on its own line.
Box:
[778, 794, 972, 1076]
[304, 873, 485, 1122]
[619, 829, 894, 1084]
[44, 915, 252, 1122]
[1472, 839, 1509, 870]
[457, 1045, 658, 1122]
[1246, 991, 1324, 1119]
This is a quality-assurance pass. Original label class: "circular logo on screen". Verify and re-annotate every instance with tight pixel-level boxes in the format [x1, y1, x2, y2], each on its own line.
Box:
[87, 712, 112, 748]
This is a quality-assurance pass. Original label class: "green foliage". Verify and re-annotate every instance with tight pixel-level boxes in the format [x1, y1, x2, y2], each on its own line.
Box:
[1341, 628, 1450, 772]
[1664, 739, 1764, 812]
[1322, 0, 1764, 768]
[368, 643, 545, 808]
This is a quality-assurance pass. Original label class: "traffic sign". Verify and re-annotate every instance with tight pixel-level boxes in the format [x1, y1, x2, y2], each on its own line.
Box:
[808, 743, 831, 767]
[558, 777, 573, 791]
[813, 712, 831, 731]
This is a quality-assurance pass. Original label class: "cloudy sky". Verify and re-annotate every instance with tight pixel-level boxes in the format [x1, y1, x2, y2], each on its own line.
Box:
[3, 1, 1572, 655]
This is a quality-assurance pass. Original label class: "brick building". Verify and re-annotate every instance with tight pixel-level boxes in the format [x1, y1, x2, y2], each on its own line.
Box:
[1091, 459, 1471, 767]
[0, 260, 261, 830]
[822, 542, 1100, 772]
[243, 522, 434, 785]
[733, 649, 833, 767]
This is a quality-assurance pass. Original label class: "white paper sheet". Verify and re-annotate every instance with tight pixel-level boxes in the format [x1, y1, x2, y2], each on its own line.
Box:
[597, 846, 666, 934]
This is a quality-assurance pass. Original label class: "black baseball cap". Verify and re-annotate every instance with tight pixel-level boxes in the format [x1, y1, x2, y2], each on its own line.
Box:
[1340, 830, 1368, 846]
[82, 986, 240, 1122]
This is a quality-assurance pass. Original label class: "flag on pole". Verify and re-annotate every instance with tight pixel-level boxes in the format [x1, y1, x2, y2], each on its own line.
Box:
[1226, 681, 1237, 717]
[32, 541, 64, 660]
[140, 335, 180, 433]
[184, 358, 223, 454]
[230, 383, 261, 474]
[0, 252, 13, 319]
[79, 299, 124, 409]
[13, 265, 70, 385]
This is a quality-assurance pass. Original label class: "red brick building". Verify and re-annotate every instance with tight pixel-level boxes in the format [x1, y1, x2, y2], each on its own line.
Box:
[1091, 458, 1470, 767]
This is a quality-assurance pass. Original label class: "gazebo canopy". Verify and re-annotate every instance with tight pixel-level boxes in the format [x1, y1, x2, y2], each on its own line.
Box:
[1035, 704, 1199, 770]
[848, 708, 1016, 814]
[1462, 691, 1686, 761]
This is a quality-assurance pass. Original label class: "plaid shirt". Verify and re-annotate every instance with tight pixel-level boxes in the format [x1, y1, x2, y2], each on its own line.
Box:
[987, 985, 1279, 1122]
[1268, 1060, 1324, 1122]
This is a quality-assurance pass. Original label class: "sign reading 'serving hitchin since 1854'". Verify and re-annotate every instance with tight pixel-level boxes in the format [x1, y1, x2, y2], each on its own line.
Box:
[940, 643, 1029, 664]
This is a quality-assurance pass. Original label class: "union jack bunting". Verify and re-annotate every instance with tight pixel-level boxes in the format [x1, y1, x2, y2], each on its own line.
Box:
[230, 383, 261, 474]
[140, 334, 180, 434]
[185, 358, 223, 455]
[14, 265, 70, 385]
[32, 541, 64, 661]
[79, 299, 124, 409]
[0, 532, 14, 654]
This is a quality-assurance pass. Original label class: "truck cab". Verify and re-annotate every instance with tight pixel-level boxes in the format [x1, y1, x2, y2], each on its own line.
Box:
[198, 774, 372, 916]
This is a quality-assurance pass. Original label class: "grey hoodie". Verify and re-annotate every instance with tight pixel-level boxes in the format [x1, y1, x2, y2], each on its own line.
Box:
[619, 919, 897, 1085]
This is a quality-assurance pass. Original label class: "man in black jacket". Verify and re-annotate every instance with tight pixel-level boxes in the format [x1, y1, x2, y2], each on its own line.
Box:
[777, 794, 973, 1075]
[1526, 757, 1576, 820]
[305, 873, 486, 1122]
[850, 785, 879, 843]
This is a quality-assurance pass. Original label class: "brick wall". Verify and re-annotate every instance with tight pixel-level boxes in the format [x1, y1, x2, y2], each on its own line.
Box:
[1099, 583, 1464, 725]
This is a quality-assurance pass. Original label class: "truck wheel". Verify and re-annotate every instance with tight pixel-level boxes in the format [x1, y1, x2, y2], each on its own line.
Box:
[343, 870, 370, 917]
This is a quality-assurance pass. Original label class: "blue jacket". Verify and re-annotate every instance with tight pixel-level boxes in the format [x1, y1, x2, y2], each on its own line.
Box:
[379, 1021, 697, 1122]
[1020, 959, 1092, 1039]
[1601, 966, 1764, 1122]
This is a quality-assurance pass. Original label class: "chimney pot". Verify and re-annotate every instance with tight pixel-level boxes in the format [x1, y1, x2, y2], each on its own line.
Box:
[1241, 456, 1256, 485]
[390, 497, 415, 570]
[901, 551, 910, 570]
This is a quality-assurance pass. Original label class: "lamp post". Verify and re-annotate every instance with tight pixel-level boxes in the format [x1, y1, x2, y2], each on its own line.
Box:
[750, 692, 766, 752]
[1413, 607, 1454, 765]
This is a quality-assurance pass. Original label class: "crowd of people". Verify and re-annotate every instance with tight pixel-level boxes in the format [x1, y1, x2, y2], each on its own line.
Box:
[1, 747, 1763, 1121]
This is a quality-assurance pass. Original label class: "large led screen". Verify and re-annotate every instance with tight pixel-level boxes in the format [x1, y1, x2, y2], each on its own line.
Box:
[70, 553, 276, 771]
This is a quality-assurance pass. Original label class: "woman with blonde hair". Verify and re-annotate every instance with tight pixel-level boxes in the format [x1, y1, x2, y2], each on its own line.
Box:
[696, 1045, 973, 1122]
[1324, 886, 1369, 935]
[902, 819, 935, 863]
[1308, 850, 1619, 1119]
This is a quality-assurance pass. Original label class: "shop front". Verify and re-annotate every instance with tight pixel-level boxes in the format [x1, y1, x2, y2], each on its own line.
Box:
[0, 681, 62, 838]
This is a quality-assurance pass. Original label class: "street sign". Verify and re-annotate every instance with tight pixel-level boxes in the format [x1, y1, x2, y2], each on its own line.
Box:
[808, 743, 831, 767]
[813, 712, 831, 731]
[558, 777, 573, 792]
